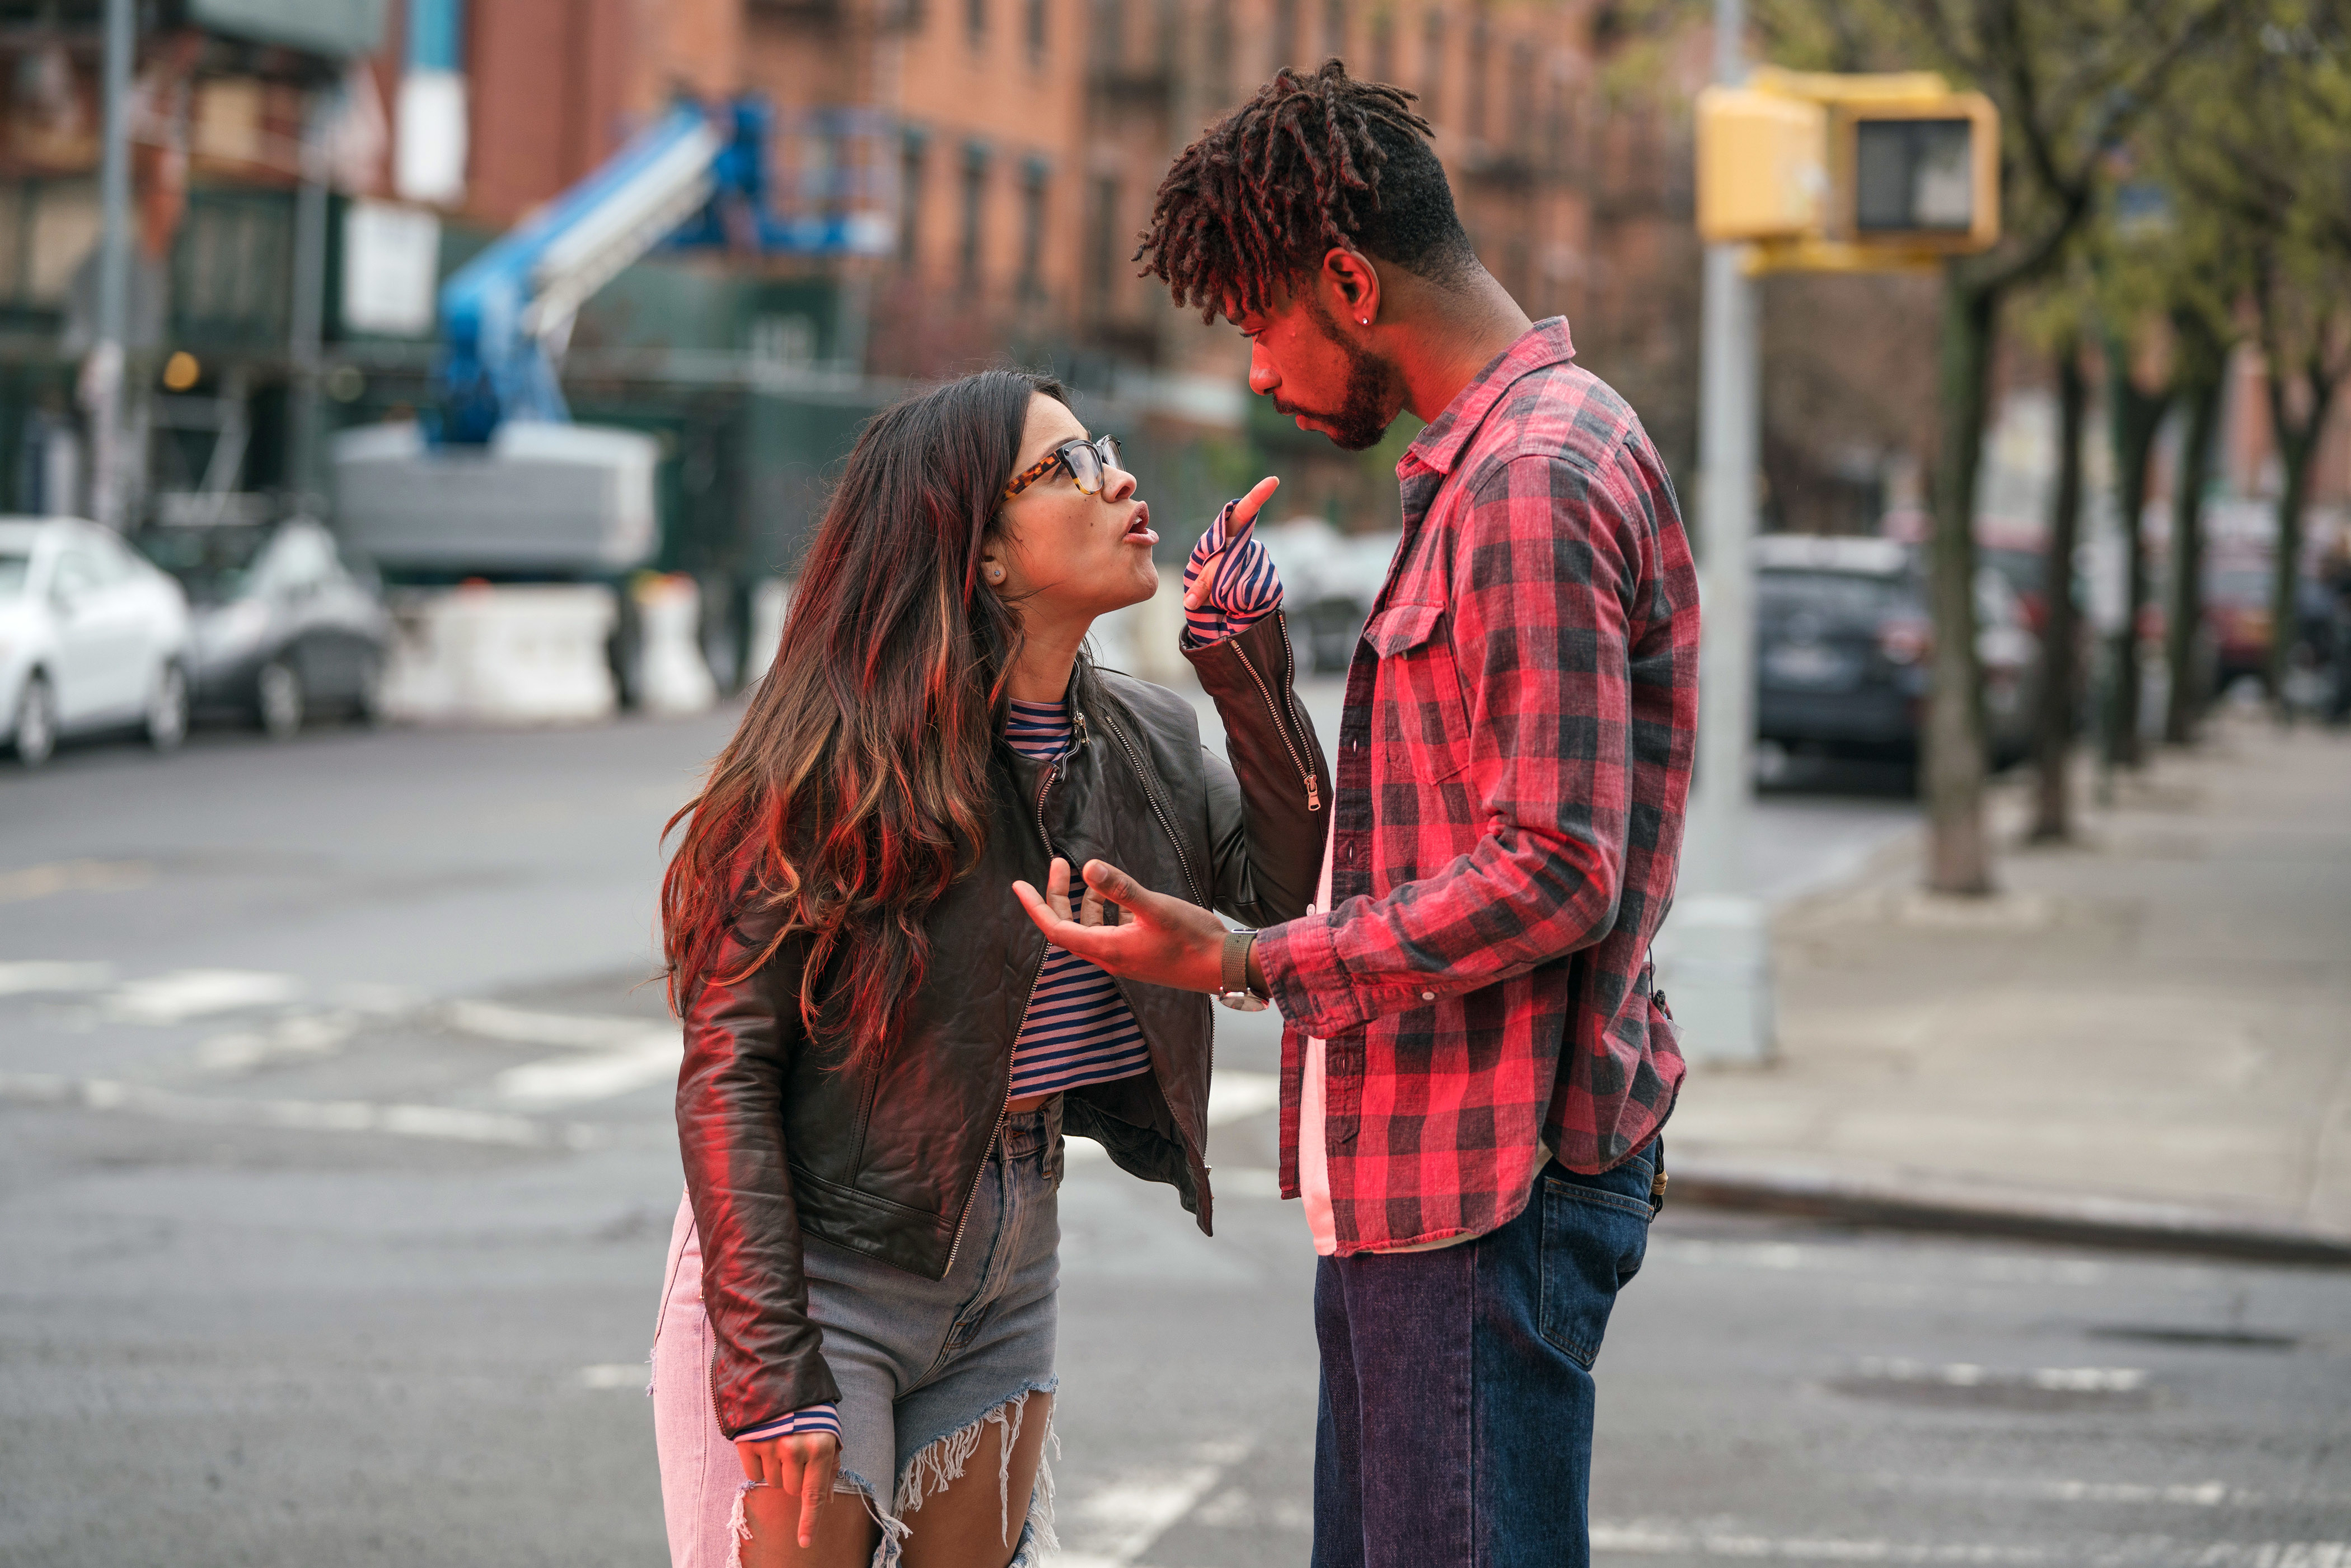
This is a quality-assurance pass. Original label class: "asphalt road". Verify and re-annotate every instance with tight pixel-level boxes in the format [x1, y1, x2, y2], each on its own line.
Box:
[3, 710, 2346, 1568]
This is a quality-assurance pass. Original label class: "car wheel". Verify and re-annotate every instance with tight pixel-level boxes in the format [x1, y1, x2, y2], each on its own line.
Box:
[353, 652, 387, 727]
[256, 658, 305, 740]
[12, 672, 56, 768]
[145, 662, 190, 753]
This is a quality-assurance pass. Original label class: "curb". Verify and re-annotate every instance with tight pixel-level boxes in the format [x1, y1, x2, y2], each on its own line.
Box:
[1663, 1156, 2351, 1268]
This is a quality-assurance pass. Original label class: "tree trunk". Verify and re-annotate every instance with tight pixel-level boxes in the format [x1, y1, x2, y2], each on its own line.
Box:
[1925, 277, 1998, 894]
[2265, 361, 2336, 705]
[2030, 336, 2087, 842]
[2104, 343, 2171, 770]
[2164, 355, 2225, 745]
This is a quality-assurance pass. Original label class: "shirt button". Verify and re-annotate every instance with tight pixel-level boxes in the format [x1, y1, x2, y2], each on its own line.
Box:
[1421, 990, 1436, 1001]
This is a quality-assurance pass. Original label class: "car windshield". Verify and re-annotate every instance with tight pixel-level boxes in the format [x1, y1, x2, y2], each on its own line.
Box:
[138, 525, 270, 603]
[1759, 569, 1913, 622]
[0, 550, 27, 599]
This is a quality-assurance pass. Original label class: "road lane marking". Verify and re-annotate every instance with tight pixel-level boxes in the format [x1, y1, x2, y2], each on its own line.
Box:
[0, 859, 155, 904]
[195, 1011, 359, 1074]
[1064, 1071, 1280, 1170]
[1857, 1360, 2148, 1392]
[577, 1362, 651, 1391]
[1592, 1525, 2350, 1564]
[1205, 1071, 1279, 1125]
[0, 960, 115, 996]
[1872, 1474, 2246, 1506]
[106, 969, 300, 1024]
[1059, 1438, 1251, 1568]
[495, 1034, 683, 1105]
[0, 1071, 603, 1150]
[443, 1000, 669, 1051]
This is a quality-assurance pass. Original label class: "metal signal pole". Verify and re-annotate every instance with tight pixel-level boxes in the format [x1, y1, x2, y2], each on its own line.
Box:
[84, 0, 135, 528]
[1662, 0, 1776, 1064]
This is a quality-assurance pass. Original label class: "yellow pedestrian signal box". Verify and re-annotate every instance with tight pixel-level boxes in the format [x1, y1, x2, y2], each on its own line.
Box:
[1697, 68, 2000, 271]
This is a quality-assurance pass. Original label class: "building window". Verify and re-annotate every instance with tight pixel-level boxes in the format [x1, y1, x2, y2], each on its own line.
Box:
[1548, 79, 1576, 177]
[1019, 157, 1049, 301]
[1205, 0, 1234, 105]
[967, 0, 986, 48]
[1321, 0, 1346, 65]
[1510, 41, 1536, 155]
[1466, 13, 1488, 140]
[1026, 0, 1047, 62]
[1369, 10, 1393, 83]
[1274, 0, 1300, 72]
[1421, 11, 1445, 120]
[960, 141, 990, 294]
[899, 127, 928, 272]
[1094, 0, 1125, 72]
[1089, 175, 1120, 316]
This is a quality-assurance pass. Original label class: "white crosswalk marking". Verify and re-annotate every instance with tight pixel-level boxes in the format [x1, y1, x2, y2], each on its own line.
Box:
[495, 1033, 683, 1105]
[443, 999, 665, 1051]
[1590, 1525, 2351, 1564]
[1058, 1438, 1251, 1568]
[106, 969, 300, 1024]
[0, 1071, 600, 1148]
[0, 960, 115, 996]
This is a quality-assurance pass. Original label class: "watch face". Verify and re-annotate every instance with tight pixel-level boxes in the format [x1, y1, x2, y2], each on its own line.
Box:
[1215, 992, 1270, 1013]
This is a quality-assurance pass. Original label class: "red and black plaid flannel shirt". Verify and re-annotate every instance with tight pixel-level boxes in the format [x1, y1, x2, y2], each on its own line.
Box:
[1252, 318, 1700, 1254]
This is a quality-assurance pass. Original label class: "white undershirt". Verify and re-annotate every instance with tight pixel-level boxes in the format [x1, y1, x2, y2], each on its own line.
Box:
[1294, 819, 1550, 1257]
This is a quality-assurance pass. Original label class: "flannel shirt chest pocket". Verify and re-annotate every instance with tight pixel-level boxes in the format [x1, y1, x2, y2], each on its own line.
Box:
[1362, 601, 1471, 782]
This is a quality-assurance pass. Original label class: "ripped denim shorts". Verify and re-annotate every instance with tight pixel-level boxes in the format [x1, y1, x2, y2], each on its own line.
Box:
[651, 1102, 1063, 1568]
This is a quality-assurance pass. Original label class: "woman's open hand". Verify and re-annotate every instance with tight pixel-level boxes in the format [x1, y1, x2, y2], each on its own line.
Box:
[737, 1431, 839, 1549]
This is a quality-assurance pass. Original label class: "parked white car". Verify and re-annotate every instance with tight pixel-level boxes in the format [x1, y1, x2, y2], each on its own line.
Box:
[0, 517, 194, 767]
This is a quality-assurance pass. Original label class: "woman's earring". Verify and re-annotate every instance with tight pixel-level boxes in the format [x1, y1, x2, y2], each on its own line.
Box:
[986, 564, 1005, 584]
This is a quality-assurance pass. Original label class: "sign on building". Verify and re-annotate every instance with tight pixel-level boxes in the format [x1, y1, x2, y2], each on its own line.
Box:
[341, 200, 440, 337]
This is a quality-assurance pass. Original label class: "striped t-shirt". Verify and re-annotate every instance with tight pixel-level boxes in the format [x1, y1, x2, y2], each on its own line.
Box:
[1003, 696, 1153, 1100]
[742, 697, 1150, 1446]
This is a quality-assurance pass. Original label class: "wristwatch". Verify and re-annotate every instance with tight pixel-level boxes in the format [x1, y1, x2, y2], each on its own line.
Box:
[1216, 929, 1269, 1013]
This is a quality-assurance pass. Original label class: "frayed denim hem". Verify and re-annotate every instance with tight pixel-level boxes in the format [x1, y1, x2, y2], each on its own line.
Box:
[892, 1382, 1060, 1566]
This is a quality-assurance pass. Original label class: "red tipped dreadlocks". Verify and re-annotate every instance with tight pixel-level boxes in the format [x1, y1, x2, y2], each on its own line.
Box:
[1136, 60, 1434, 323]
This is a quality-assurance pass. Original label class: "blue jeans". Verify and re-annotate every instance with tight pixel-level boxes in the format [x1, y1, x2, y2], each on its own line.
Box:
[1311, 1140, 1662, 1568]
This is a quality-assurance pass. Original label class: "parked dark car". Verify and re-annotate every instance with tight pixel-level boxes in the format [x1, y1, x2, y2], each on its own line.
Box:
[136, 517, 391, 737]
[1755, 534, 2038, 766]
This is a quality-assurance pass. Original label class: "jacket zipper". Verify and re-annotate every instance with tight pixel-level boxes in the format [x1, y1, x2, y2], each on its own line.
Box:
[1091, 708, 1213, 1182]
[1229, 609, 1321, 813]
[942, 752, 1060, 1279]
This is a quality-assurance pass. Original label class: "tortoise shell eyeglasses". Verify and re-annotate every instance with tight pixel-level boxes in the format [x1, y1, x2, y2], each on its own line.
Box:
[1001, 434, 1124, 501]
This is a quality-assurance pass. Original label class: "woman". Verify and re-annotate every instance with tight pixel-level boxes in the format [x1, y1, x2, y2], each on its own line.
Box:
[651, 368, 1330, 1568]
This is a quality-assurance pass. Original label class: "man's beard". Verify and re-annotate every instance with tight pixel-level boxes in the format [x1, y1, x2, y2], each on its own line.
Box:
[1279, 303, 1400, 452]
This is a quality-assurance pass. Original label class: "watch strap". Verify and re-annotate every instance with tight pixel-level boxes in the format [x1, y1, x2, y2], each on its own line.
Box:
[1221, 929, 1259, 999]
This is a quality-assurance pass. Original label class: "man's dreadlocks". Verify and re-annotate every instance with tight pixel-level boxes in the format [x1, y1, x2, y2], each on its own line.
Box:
[1136, 59, 1476, 323]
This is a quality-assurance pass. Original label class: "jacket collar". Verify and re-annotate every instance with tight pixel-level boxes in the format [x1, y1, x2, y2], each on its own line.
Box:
[1400, 316, 1578, 478]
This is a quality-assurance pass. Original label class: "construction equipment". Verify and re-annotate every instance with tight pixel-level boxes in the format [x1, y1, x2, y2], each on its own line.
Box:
[334, 97, 886, 576]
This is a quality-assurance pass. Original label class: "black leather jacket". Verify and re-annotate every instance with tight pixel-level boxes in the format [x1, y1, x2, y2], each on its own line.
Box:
[677, 614, 1331, 1437]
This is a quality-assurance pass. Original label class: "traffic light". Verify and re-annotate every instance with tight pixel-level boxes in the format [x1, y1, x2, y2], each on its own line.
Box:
[1697, 68, 2000, 270]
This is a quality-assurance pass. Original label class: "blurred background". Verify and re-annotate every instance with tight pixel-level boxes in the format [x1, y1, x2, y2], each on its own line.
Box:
[2, 1, 2348, 1565]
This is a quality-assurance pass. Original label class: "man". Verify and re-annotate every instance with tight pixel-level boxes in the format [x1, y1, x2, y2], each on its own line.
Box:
[1013, 61, 1698, 1568]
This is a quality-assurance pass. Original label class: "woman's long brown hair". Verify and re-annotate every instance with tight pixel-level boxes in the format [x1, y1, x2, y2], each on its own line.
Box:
[661, 369, 1069, 1066]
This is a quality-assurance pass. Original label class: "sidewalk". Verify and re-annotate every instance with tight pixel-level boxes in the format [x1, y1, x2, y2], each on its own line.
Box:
[1667, 713, 2351, 1262]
